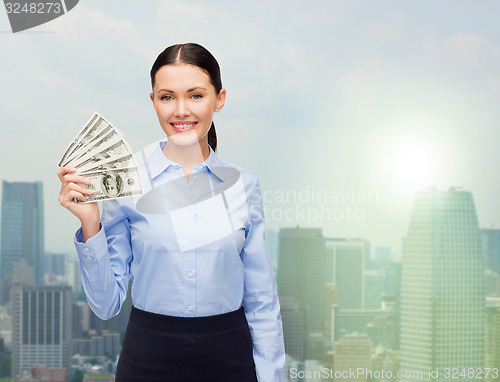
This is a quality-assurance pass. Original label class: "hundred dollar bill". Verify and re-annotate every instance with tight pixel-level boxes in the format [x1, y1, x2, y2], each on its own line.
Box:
[58, 112, 99, 167]
[78, 153, 137, 175]
[87, 122, 123, 145]
[62, 117, 113, 167]
[77, 167, 143, 203]
[60, 115, 110, 167]
[68, 133, 132, 171]
[72, 122, 123, 161]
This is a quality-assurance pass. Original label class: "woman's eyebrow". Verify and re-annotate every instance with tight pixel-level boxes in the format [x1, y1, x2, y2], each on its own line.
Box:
[158, 87, 207, 93]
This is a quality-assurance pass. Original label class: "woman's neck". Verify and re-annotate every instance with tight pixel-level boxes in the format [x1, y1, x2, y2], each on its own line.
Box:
[162, 141, 210, 177]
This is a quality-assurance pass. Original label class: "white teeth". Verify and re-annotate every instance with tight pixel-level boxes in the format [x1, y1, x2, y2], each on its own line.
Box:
[174, 123, 195, 129]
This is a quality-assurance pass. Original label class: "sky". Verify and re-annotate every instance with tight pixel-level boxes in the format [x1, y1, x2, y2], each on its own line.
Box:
[1, 0, 499, 258]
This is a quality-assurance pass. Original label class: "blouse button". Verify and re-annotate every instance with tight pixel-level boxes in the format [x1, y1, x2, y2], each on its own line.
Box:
[187, 272, 193, 277]
[193, 175, 198, 180]
[188, 306, 193, 311]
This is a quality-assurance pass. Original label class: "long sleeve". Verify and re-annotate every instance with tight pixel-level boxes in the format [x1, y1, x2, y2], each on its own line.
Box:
[74, 198, 133, 320]
[241, 178, 286, 382]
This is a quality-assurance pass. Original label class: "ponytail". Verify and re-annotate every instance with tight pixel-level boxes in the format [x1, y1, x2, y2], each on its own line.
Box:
[208, 122, 217, 152]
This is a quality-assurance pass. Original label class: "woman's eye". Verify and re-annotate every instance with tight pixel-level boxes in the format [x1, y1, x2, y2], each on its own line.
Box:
[161, 95, 172, 101]
[192, 94, 202, 100]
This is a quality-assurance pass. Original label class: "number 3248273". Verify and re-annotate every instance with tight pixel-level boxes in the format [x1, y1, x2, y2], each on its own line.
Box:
[5, 2, 62, 14]
[443, 368, 498, 379]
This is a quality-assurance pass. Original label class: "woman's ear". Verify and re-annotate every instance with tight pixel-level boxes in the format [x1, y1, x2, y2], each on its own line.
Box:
[150, 92, 155, 106]
[215, 88, 226, 113]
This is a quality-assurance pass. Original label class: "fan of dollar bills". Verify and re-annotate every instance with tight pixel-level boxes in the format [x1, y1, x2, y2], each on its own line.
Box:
[58, 112, 143, 203]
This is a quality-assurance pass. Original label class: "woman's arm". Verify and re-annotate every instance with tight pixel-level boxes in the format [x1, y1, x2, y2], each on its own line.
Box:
[58, 166, 132, 320]
[241, 177, 286, 382]
[74, 198, 132, 320]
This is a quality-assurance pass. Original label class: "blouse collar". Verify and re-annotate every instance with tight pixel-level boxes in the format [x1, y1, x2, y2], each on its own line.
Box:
[146, 141, 226, 182]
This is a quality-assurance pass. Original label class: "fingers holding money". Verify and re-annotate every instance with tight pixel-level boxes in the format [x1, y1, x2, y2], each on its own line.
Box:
[57, 166, 94, 205]
[58, 112, 143, 205]
[58, 167, 92, 191]
[57, 166, 101, 233]
[57, 166, 79, 182]
[59, 189, 87, 205]
[59, 182, 92, 205]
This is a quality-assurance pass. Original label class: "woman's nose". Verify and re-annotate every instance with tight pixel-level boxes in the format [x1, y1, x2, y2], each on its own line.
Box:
[175, 100, 190, 117]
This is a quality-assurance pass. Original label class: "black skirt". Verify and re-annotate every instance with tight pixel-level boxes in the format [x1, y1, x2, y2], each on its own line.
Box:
[115, 306, 258, 382]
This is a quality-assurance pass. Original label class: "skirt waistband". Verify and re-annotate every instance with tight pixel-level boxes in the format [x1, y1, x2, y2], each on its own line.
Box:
[129, 305, 247, 333]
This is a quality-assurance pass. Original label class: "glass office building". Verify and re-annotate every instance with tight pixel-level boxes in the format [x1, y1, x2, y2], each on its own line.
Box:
[1, 181, 44, 300]
[400, 188, 484, 382]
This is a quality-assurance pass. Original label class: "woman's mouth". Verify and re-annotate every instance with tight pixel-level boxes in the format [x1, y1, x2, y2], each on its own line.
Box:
[170, 122, 197, 133]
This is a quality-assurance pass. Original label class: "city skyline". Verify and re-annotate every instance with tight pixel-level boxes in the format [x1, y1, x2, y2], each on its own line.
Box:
[1, 1, 499, 255]
[0, 177, 494, 262]
[0, 178, 495, 261]
[0, 183, 496, 380]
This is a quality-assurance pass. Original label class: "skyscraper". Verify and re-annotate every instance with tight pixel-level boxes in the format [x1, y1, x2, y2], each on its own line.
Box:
[400, 188, 485, 381]
[1, 181, 44, 300]
[279, 296, 307, 361]
[11, 283, 73, 379]
[363, 270, 383, 310]
[324, 283, 338, 342]
[485, 297, 500, 382]
[278, 227, 325, 334]
[333, 334, 372, 382]
[326, 238, 369, 310]
[481, 228, 500, 272]
[45, 253, 66, 277]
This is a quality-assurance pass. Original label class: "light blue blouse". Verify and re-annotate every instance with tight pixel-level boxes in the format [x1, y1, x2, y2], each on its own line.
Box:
[74, 140, 285, 381]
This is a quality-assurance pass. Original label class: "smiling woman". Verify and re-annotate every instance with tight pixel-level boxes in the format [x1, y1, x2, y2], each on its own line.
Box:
[57, 42, 286, 382]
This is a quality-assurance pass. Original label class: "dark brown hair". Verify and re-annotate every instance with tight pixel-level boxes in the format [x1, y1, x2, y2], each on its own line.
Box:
[150, 43, 222, 152]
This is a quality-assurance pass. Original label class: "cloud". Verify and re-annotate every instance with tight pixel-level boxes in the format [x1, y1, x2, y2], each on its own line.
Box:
[443, 32, 500, 70]
[157, 0, 206, 21]
[51, 5, 136, 39]
[48, 4, 157, 74]
[365, 12, 407, 44]
[418, 28, 500, 73]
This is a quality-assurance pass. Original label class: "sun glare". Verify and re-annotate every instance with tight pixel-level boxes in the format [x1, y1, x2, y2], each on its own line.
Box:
[388, 137, 441, 187]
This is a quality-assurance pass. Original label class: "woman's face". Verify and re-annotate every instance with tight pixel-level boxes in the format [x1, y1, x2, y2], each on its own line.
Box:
[150, 64, 226, 148]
